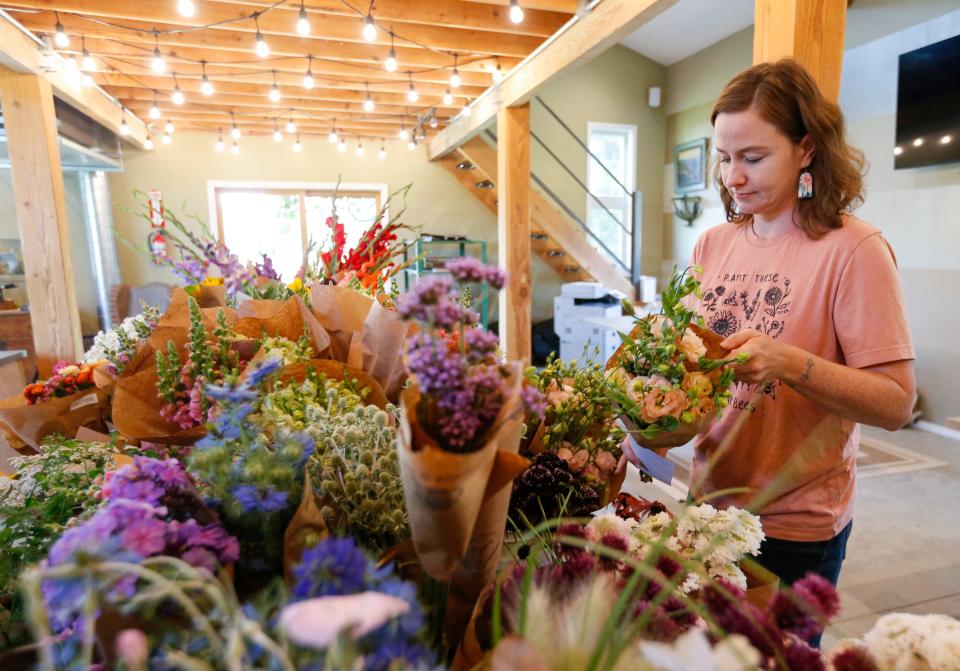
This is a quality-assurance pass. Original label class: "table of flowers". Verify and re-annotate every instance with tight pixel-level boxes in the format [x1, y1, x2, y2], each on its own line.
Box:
[0, 189, 954, 671]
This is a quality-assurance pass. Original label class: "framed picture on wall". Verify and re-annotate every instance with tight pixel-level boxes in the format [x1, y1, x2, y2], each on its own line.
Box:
[674, 137, 709, 194]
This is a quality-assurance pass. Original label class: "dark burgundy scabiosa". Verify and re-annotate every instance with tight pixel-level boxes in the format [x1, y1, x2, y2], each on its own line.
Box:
[598, 532, 629, 571]
[782, 635, 827, 671]
[829, 645, 880, 671]
[509, 453, 602, 524]
[700, 579, 780, 659]
[770, 573, 840, 641]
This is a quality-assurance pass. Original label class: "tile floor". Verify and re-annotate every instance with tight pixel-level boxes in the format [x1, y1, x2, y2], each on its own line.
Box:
[621, 425, 960, 648]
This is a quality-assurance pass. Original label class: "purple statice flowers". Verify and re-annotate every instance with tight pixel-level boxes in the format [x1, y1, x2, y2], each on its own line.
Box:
[42, 457, 239, 635]
[399, 260, 543, 451]
[254, 253, 281, 281]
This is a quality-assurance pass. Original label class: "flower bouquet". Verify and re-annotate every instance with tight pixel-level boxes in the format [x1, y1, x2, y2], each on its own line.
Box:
[513, 355, 624, 523]
[606, 266, 746, 449]
[0, 361, 111, 452]
[82, 304, 162, 393]
[394, 260, 538, 582]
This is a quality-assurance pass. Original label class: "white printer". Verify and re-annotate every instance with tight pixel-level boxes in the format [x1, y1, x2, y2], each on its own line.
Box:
[554, 282, 636, 365]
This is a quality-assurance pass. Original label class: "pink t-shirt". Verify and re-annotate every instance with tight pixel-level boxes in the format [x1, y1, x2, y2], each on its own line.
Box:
[689, 215, 915, 542]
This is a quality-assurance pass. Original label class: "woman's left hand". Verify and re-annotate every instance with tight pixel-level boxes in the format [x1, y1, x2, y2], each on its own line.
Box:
[720, 330, 802, 385]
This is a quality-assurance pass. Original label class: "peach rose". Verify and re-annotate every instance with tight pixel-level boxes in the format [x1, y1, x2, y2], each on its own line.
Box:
[594, 450, 618, 476]
[545, 380, 574, 406]
[682, 371, 713, 397]
[641, 387, 691, 423]
[582, 463, 601, 482]
[694, 396, 717, 417]
[556, 446, 574, 463]
[568, 449, 590, 472]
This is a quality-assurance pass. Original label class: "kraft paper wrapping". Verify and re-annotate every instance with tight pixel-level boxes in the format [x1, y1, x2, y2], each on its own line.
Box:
[0, 387, 110, 453]
[283, 470, 330, 582]
[234, 295, 331, 357]
[397, 365, 524, 582]
[309, 283, 411, 402]
[445, 429, 528, 651]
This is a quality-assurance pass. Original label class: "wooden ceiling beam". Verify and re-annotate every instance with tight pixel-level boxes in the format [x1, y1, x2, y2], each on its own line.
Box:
[110, 85, 461, 116]
[463, 0, 581, 13]
[211, 0, 572, 36]
[429, 0, 677, 158]
[3, 3, 543, 57]
[68, 36, 499, 87]
[12, 12, 523, 70]
[87, 58, 487, 98]
[0, 11, 150, 147]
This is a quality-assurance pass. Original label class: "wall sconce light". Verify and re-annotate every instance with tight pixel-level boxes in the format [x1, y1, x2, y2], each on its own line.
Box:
[672, 194, 701, 226]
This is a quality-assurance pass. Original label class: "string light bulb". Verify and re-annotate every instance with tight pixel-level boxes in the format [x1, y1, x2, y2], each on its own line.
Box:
[297, 1, 310, 35]
[231, 141, 240, 154]
[450, 56, 461, 88]
[443, 88, 453, 106]
[406, 74, 418, 103]
[399, 126, 408, 141]
[230, 112, 241, 139]
[378, 142, 386, 159]
[273, 121, 282, 142]
[144, 136, 155, 150]
[164, 120, 174, 134]
[119, 116, 130, 136]
[493, 61, 503, 83]
[269, 70, 281, 102]
[303, 56, 315, 89]
[81, 40, 96, 71]
[408, 139, 416, 151]
[162, 132, 171, 145]
[509, 0, 524, 24]
[178, 0, 195, 17]
[429, 115, 438, 129]
[385, 31, 397, 72]
[215, 129, 225, 152]
[362, 14, 377, 42]
[356, 140, 364, 156]
[364, 82, 374, 112]
[151, 34, 166, 73]
[462, 100, 472, 117]
[254, 16, 270, 57]
[149, 93, 161, 119]
[172, 79, 185, 105]
[200, 62, 214, 95]
[286, 111, 296, 134]
[337, 139, 347, 152]
[294, 134, 303, 152]
[54, 13, 69, 48]
[328, 126, 337, 143]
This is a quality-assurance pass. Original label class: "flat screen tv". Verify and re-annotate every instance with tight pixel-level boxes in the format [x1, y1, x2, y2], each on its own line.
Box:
[895, 33, 960, 170]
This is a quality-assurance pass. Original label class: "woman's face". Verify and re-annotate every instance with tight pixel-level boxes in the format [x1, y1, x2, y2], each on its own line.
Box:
[713, 106, 813, 220]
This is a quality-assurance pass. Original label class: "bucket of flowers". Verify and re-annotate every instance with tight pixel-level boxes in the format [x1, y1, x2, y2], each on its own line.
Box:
[605, 266, 747, 450]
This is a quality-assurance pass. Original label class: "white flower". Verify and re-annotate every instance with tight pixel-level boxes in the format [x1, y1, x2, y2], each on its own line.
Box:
[862, 613, 960, 671]
[279, 591, 409, 650]
[588, 513, 641, 553]
[639, 629, 761, 671]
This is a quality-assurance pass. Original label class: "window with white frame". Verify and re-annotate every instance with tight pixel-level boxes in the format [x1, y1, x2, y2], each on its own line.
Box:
[586, 123, 636, 267]
[210, 183, 384, 281]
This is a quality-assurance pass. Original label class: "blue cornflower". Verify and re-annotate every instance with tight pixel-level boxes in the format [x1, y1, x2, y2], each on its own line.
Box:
[291, 537, 369, 600]
[247, 356, 283, 387]
[205, 383, 257, 403]
[231, 485, 289, 513]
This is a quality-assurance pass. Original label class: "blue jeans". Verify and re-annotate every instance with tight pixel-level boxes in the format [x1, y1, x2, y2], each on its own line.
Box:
[755, 521, 853, 647]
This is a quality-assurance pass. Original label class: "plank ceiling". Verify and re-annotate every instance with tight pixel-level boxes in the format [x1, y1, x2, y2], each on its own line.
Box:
[0, 0, 578, 145]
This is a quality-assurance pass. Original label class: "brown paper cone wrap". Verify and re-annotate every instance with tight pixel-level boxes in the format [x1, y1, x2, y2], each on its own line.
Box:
[601, 463, 628, 507]
[0, 388, 109, 452]
[92, 365, 118, 397]
[234, 295, 331, 356]
[309, 284, 411, 402]
[445, 437, 527, 650]
[742, 557, 779, 610]
[397, 365, 523, 581]
[309, 284, 373, 361]
[283, 470, 330, 582]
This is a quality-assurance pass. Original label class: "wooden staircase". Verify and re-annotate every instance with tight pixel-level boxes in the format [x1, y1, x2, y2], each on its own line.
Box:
[437, 137, 635, 299]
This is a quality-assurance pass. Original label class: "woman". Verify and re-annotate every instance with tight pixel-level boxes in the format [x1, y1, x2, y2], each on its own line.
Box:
[687, 59, 915, 591]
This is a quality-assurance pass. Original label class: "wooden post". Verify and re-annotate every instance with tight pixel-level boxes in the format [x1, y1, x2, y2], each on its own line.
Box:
[497, 104, 532, 363]
[753, 0, 847, 102]
[0, 71, 83, 374]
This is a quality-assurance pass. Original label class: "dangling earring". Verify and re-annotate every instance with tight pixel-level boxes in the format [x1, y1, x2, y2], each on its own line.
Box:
[798, 170, 814, 199]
